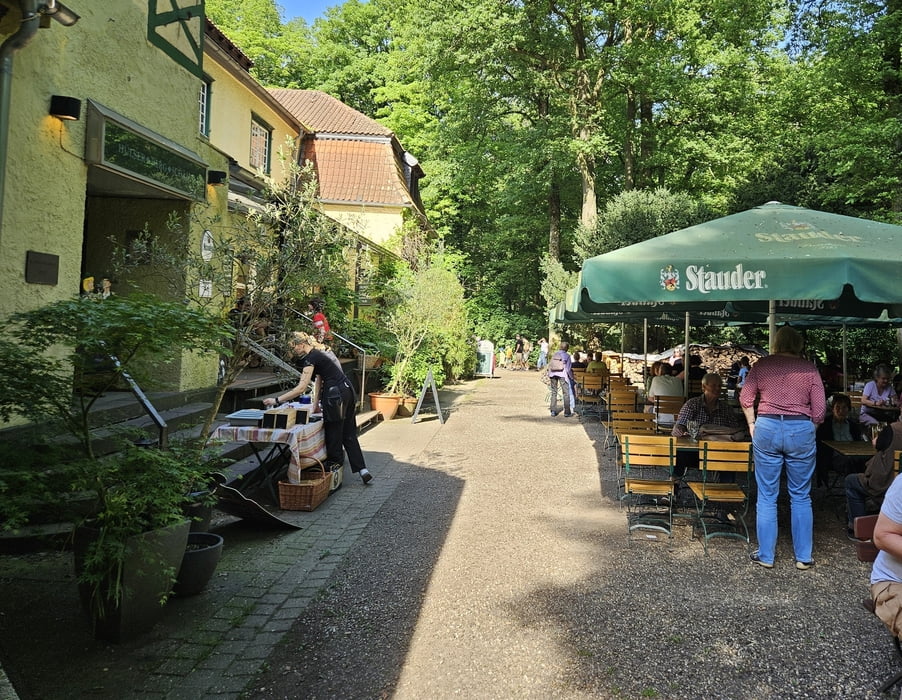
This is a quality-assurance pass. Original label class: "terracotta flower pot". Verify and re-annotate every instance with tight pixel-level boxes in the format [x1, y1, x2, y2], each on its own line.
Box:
[395, 395, 417, 418]
[368, 392, 402, 421]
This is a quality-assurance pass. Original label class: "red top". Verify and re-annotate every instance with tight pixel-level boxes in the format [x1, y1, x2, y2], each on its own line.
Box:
[312, 311, 332, 341]
[739, 354, 826, 423]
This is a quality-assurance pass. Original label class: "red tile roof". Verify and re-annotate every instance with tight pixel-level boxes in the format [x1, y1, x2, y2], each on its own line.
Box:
[302, 137, 412, 206]
[268, 89, 413, 207]
[268, 89, 391, 137]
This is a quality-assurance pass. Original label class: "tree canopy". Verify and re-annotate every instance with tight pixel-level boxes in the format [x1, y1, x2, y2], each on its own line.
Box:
[207, 0, 902, 355]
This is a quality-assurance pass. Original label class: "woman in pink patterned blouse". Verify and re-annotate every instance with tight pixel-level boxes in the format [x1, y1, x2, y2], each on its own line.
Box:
[739, 325, 826, 570]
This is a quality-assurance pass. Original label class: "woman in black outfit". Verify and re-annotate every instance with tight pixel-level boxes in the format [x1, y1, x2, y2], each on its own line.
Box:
[263, 332, 371, 484]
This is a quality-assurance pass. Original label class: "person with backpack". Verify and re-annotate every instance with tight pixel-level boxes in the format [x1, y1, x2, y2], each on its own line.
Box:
[547, 342, 574, 417]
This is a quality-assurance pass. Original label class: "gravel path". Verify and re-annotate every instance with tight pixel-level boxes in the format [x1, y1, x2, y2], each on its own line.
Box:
[249, 369, 896, 700]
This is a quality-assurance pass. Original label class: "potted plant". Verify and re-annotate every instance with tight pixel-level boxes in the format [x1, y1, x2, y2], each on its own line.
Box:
[369, 254, 470, 418]
[71, 444, 204, 640]
[173, 531, 224, 597]
[0, 293, 227, 640]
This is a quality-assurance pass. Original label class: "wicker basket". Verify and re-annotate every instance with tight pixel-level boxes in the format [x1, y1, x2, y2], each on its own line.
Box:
[278, 460, 331, 511]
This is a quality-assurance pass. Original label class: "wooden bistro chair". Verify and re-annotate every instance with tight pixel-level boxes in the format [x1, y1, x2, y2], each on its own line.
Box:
[853, 514, 902, 694]
[571, 366, 586, 389]
[576, 372, 604, 417]
[602, 390, 639, 448]
[620, 434, 676, 543]
[612, 413, 658, 499]
[687, 440, 753, 554]
[613, 412, 657, 444]
[608, 376, 631, 393]
[653, 395, 685, 434]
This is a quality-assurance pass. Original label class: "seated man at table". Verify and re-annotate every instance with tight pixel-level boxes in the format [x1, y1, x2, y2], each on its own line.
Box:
[815, 393, 864, 487]
[671, 373, 742, 477]
[585, 352, 609, 379]
[645, 362, 683, 413]
[846, 417, 902, 539]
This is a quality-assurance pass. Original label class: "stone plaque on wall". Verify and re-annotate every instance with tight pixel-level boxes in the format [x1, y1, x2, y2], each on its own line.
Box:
[25, 251, 59, 285]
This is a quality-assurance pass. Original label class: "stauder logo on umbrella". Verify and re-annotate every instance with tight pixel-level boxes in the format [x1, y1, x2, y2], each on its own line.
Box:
[674, 264, 768, 294]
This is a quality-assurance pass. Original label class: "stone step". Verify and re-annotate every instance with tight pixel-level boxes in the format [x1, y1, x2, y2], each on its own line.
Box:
[356, 409, 381, 434]
[82, 386, 218, 428]
[88, 402, 215, 456]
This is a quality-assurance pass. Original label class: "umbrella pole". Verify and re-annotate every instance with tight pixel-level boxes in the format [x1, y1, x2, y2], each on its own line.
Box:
[643, 318, 648, 390]
[683, 312, 690, 397]
[768, 300, 776, 352]
[620, 322, 625, 376]
[843, 325, 848, 391]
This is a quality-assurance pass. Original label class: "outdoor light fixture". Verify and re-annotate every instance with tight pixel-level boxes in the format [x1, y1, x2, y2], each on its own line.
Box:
[38, 0, 80, 27]
[207, 170, 227, 185]
[49, 95, 81, 121]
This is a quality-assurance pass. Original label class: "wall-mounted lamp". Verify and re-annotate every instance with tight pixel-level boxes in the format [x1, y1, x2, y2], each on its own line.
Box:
[49, 95, 81, 121]
[38, 0, 80, 27]
[207, 170, 228, 186]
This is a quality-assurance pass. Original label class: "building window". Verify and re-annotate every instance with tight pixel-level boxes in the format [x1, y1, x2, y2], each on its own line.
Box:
[250, 117, 271, 174]
[198, 77, 212, 137]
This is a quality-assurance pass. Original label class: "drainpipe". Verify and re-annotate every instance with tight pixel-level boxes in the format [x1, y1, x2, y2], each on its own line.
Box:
[0, 1, 40, 240]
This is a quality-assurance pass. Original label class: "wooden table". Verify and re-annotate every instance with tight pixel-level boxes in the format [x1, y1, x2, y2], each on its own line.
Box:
[211, 421, 327, 487]
[822, 440, 875, 458]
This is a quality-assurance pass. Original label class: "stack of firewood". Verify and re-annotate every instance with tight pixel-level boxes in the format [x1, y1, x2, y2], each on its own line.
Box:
[610, 344, 767, 387]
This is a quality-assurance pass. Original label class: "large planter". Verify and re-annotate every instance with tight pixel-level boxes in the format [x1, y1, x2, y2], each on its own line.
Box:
[73, 520, 190, 643]
[395, 395, 418, 418]
[182, 494, 214, 533]
[369, 392, 402, 421]
[173, 532, 224, 597]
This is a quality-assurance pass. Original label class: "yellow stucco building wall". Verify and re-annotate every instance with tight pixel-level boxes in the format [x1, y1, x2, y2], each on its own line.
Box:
[0, 1, 230, 392]
[203, 54, 300, 184]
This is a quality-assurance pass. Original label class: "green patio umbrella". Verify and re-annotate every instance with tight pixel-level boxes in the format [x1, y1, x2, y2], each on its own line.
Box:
[559, 202, 902, 390]
[577, 202, 902, 319]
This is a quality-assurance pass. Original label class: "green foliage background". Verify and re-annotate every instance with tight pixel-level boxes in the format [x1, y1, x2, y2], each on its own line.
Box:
[207, 0, 902, 364]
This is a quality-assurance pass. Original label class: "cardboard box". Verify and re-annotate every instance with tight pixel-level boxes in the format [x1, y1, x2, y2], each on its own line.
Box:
[262, 407, 296, 430]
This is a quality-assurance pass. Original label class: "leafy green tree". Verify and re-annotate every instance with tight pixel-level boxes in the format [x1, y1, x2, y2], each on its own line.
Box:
[0, 295, 226, 458]
[383, 253, 471, 395]
[206, 0, 313, 86]
[574, 187, 713, 261]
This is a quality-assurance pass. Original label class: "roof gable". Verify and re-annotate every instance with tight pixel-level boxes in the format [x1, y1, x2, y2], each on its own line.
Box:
[268, 89, 422, 210]
[302, 137, 411, 206]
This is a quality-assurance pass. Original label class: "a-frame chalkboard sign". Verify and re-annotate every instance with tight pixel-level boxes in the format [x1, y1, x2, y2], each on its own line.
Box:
[411, 369, 445, 424]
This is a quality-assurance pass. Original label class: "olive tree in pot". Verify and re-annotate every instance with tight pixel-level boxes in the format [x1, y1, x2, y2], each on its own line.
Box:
[372, 252, 471, 419]
[0, 293, 227, 641]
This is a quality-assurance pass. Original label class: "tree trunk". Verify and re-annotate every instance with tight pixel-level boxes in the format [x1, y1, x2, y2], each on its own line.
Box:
[548, 179, 561, 260]
[577, 125, 597, 229]
[624, 91, 636, 191]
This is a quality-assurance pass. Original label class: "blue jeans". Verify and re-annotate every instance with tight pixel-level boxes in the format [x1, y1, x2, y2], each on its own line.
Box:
[845, 473, 872, 529]
[537, 352, 547, 370]
[753, 416, 816, 564]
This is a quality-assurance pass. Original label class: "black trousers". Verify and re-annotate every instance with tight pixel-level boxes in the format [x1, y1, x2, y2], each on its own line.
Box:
[323, 380, 367, 473]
